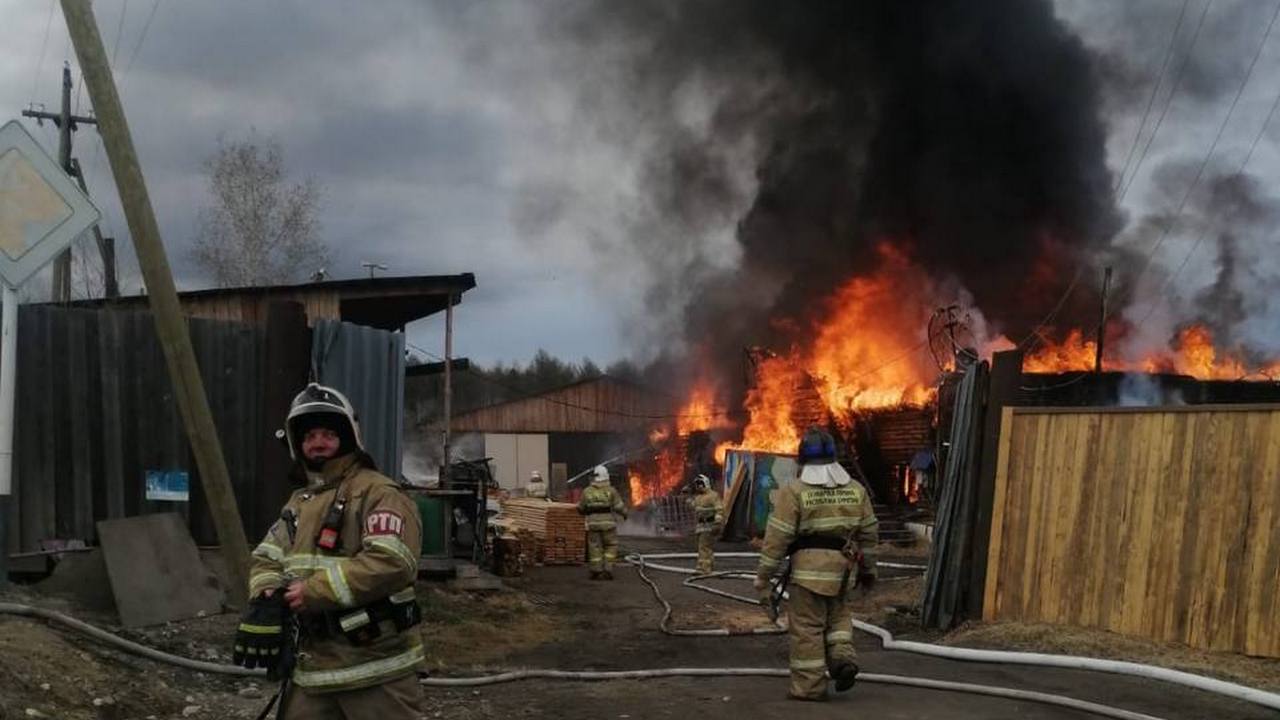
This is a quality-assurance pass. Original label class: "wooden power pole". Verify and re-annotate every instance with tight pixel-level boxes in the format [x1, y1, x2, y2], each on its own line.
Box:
[60, 0, 251, 605]
[1094, 266, 1112, 373]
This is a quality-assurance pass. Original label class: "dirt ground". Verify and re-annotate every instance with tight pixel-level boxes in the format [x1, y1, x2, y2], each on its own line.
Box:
[1, 536, 1276, 719]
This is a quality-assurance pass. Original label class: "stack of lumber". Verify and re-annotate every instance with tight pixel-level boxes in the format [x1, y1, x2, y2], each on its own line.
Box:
[500, 499, 586, 565]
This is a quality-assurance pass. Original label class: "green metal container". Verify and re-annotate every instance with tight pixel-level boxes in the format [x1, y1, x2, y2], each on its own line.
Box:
[415, 494, 448, 556]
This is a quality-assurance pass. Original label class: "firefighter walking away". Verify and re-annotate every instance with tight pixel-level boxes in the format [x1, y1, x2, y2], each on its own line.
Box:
[234, 383, 426, 718]
[754, 427, 879, 702]
[577, 464, 627, 580]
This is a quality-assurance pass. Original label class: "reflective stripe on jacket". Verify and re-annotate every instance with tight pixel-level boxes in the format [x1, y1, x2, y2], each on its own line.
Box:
[577, 482, 627, 530]
[756, 477, 878, 596]
[248, 454, 424, 692]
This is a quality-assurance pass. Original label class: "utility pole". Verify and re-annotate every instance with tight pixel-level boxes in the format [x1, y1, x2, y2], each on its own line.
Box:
[22, 63, 100, 302]
[1094, 266, 1112, 373]
[60, 0, 251, 605]
[442, 294, 454, 486]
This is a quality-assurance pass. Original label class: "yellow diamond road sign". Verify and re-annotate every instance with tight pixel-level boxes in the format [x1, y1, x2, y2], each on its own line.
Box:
[0, 120, 100, 288]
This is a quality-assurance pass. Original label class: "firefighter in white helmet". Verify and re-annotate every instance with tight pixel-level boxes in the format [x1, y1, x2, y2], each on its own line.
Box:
[526, 470, 548, 500]
[687, 474, 724, 574]
[576, 464, 627, 580]
[237, 383, 425, 718]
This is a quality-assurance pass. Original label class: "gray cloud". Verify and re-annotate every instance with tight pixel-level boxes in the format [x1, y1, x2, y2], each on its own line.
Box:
[2, 0, 1278, 372]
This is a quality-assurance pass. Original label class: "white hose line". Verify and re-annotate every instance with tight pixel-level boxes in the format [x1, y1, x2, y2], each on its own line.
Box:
[420, 668, 1163, 720]
[0, 602, 259, 677]
[854, 621, 1280, 713]
[630, 557, 786, 636]
[633, 551, 926, 572]
[0, 600, 1166, 719]
[627, 552, 1280, 712]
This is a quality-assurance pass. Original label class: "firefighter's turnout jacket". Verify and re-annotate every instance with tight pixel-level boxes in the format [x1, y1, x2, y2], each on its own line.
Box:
[688, 487, 724, 534]
[249, 454, 424, 692]
[578, 481, 627, 531]
[757, 465, 879, 596]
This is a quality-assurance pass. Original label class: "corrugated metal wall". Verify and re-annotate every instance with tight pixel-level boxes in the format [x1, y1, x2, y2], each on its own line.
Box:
[311, 319, 405, 479]
[7, 306, 280, 552]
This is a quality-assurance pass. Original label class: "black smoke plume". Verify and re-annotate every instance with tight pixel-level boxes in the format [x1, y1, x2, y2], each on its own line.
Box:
[532, 0, 1124, 392]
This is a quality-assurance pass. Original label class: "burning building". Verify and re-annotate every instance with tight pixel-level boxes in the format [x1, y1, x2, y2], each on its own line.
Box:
[541, 0, 1280, 519]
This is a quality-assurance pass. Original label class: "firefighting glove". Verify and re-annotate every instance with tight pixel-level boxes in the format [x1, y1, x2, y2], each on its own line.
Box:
[754, 576, 777, 620]
[233, 592, 288, 671]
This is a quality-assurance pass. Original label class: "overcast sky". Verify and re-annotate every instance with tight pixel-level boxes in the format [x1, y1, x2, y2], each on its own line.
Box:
[2, 0, 1278, 367]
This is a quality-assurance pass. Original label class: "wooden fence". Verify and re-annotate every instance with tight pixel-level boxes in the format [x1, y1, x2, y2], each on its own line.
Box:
[983, 405, 1280, 658]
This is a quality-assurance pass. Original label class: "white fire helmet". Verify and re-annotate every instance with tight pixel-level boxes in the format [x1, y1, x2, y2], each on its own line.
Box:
[284, 383, 365, 462]
[693, 474, 710, 490]
[591, 465, 611, 485]
[530, 470, 543, 480]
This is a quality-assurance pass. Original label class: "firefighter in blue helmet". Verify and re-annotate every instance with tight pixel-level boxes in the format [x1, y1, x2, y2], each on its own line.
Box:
[754, 427, 879, 701]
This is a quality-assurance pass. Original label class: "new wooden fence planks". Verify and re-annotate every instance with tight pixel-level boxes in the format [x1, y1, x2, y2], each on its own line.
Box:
[983, 404, 1280, 658]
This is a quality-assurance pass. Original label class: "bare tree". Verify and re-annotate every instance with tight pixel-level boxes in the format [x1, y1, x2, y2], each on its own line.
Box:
[191, 136, 328, 287]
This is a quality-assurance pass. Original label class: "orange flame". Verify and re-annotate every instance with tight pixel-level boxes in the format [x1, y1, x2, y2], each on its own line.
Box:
[676, 382, 729, 435]
[809, 245, 939, 412]
[1024, 328, 1097, 373]
[716, 244, 940, 461]
[1027, 324, 1268, 380]
[628, 470, 650, 507]
[632, 380, 728, 507]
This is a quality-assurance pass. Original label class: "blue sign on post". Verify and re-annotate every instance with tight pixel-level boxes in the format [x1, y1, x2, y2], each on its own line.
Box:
[145, 470, 190, 502]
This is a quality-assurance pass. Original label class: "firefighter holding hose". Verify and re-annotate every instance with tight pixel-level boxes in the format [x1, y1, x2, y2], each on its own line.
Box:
[234, 384, 426, 718]
[687, 474, 724, 574]
[577, 464, 628, 580]
[754, 427, 879, 702]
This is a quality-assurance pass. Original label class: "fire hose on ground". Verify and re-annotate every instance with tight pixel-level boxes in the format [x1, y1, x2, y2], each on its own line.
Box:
[0, 549, 1277, 717]
[619, 552, 1280, 714]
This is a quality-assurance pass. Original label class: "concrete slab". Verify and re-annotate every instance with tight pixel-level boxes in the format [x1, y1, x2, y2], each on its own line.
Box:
[96, 513, 225, 627]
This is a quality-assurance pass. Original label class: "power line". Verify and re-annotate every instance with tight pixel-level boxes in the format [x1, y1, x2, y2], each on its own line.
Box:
[110, 0, 130, 69]
[1117, 0, 1215, 204]
[29, 0, 57, 104]
[1024, 3, 1280, 381]
[122, 0, 160, 80]
[1016, 265, 1084, 354]
[1120, 0, 1280, 317]
[1129, 30, 1280, 333]
[1114, 0, 1192, 193]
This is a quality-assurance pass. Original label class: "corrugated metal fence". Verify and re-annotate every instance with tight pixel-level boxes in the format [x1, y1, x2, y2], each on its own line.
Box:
[984, 404, 1280, 658]
[311, 319, 405, 480]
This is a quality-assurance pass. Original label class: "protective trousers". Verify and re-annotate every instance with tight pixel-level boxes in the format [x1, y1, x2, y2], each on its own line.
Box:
[586, 528, 618, 572]
[695, 531, 715, 574]
[280, 671, 425, 719]
[786, 584, 858, 700]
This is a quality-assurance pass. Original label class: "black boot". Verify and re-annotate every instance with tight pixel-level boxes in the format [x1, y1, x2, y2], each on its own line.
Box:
[832, 662, 859, 692]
